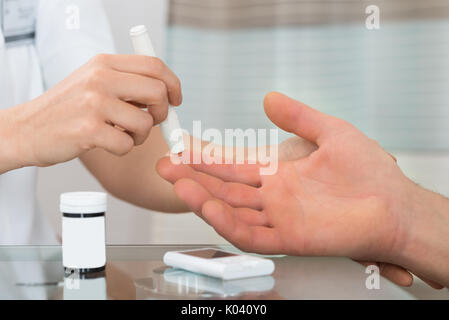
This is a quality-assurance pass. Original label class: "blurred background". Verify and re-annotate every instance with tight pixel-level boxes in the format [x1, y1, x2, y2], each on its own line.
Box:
[37, 0, 449, 251]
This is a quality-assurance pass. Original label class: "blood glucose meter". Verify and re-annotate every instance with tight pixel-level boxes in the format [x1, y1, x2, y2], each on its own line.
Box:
[163, 248, 275, 280]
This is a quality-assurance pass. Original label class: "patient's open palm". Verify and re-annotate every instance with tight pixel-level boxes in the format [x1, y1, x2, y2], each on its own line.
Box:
[253, 122, 405, 260]
[158, 92, 415, 275]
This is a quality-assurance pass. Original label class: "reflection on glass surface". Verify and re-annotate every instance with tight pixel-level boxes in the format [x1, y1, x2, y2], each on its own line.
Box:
[63, 269, 107, 300]
[134, 266, 276, 300]
[0, 246, 417, 299]
[0, 260, 62, 300]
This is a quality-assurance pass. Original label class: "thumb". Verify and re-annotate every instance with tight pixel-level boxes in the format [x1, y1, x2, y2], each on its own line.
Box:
[264, 92, 348, 145]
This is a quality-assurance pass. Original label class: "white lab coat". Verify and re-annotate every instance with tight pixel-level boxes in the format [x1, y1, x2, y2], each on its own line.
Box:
[0, 0, 115, 245]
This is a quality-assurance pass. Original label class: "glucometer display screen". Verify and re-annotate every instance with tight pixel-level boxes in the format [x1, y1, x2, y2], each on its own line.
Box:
[182, 249, 237, 259]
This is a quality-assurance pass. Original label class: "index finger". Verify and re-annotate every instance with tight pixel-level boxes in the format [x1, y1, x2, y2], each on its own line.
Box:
[177, 148, 263, 187]
[95, 54, 182, 106]
[191, 162, 262, 188]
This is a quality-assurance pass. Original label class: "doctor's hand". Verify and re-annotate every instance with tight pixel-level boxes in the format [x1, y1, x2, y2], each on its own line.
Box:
[0, 54, 181, 173]
[158, 92, 449, 288]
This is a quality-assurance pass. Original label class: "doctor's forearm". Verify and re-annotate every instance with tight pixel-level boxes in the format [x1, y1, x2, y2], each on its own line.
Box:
[0, 106, 29, 174]
[80, 127, 189, 213]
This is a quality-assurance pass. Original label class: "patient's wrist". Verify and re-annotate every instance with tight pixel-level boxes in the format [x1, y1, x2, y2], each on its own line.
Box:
[397, 183, 449, 287]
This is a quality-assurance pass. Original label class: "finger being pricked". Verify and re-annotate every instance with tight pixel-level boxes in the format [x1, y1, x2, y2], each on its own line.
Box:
[190, 161, 263, 188]
[173, 178, 269, 227]
[157, 157, 263, 210]
[157, 140, 265, 187]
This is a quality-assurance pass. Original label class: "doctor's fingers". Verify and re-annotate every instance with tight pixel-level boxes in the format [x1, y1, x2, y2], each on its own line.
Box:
[92, 125, 135, 157]
[91, 54, 182, 106]
[100, 70, 170, 125]
[101, 98, 154, 146]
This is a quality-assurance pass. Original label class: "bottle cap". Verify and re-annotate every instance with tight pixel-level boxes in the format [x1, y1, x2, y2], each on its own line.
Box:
[60, 192, 107, 214]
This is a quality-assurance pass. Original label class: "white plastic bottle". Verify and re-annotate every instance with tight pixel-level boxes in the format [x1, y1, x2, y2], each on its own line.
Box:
[61, 192, 107, 273]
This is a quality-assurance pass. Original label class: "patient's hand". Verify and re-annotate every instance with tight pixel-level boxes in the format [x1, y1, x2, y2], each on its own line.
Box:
[158, 92, 445, 288]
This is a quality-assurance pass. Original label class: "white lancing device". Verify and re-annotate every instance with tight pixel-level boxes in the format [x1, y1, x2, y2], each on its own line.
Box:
[130, 25, 185, 154]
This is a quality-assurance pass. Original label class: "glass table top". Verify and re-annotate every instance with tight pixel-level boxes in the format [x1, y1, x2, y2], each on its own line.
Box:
[0, 245, 415, 300]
